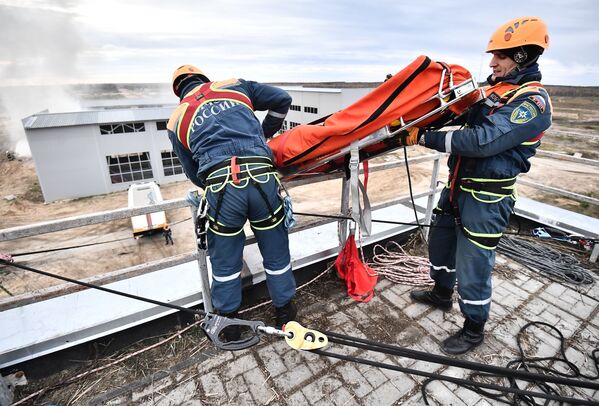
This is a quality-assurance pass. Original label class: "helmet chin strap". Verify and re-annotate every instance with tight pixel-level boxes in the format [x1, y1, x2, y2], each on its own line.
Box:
[507, 65, 520, 75]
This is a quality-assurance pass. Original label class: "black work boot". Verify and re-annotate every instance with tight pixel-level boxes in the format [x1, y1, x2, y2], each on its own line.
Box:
[275, 300, 297, 329]
[441, 318, 485, 355]
[409, 285, 453, 311]
[218, 311, 241, 342]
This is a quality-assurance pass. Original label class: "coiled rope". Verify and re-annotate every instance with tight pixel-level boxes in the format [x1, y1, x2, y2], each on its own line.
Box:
[497, 235, 595, 285]
[369, 240, 433, 286]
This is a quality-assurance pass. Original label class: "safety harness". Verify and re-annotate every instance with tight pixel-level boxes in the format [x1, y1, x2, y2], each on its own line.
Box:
[169, 80, 290, 238]
[441, 81, 548, 250]
[202, 157, 286, 236]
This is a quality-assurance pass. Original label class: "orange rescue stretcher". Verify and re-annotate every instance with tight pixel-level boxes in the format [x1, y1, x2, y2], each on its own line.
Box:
[268, 55, 482, 179]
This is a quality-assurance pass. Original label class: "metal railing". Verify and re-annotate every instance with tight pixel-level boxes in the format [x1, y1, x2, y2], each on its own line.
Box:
[1, 150, 598, 311]
[0, 152, 443, 312]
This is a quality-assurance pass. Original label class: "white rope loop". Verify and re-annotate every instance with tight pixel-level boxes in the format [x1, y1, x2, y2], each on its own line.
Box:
[368, 241, 434, 286]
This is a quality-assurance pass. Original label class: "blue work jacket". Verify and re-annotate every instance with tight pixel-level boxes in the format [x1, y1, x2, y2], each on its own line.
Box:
[167, 78, 291, 187]
[424, 65, 552, 180]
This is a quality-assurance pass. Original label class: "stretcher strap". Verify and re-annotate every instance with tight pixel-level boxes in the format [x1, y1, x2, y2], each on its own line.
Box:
[349, 143, 372, 236]
[345, 56, 432, 136]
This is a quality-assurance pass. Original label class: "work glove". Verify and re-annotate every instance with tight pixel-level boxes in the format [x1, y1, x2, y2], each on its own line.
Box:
[398, 127, 423, 146]
[388, 119, 402, 133]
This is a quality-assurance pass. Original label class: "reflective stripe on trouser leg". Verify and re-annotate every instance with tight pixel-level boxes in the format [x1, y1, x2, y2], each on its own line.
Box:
[255, 222, 296, 308]
[427, 210, 458, 291]
[207, 228, 245, 313]
[249, 176, 296, 308]
[455, 191, 513, 323]
[455, 228, 494, 323]
[206, 184, 249, 314]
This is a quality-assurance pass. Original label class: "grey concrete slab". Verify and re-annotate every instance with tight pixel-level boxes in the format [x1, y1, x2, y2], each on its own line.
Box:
[55, 250, 599, 406]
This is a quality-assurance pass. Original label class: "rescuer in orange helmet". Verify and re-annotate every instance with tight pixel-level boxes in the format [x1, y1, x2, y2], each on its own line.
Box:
[486, 17, 549, 82]
[166, 64, 297, 339]
[405, 17, 552, 355]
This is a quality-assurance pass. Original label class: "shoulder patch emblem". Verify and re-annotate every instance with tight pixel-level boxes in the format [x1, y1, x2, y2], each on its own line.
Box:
[528, 95, 546, 113]
[510, 101, 538, 124]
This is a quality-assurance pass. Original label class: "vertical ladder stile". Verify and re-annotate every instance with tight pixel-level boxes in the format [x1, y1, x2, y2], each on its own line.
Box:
[191, 204, 213, 313]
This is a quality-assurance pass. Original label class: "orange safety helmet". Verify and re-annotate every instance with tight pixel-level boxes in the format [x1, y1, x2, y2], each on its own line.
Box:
[171, 65, 209, 96]
[486, 17, 550, 53]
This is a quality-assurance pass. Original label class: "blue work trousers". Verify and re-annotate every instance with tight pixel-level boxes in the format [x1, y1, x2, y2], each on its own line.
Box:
[428, 188, 514, 324]
[206, 172, 296, 314]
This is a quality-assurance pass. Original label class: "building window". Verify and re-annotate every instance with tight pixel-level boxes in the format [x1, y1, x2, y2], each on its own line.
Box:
[106, 152, 153, 184]
[304, 106, 318, 114]
[161, 150, 183, 176]
[156, 121, 168, 131]
[289, 105, 301, 111]
[100, 122, 146, 135]
[289, 121, 300, 128]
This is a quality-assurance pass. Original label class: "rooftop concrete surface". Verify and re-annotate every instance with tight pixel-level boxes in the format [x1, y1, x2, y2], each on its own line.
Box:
[78, 254, 598, 406]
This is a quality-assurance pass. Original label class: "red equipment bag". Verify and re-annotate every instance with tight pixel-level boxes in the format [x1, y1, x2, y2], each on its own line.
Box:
[335, 233, 378, 302]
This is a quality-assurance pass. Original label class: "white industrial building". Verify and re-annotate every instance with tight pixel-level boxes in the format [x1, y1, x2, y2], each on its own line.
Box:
[22, 86, 374, 202]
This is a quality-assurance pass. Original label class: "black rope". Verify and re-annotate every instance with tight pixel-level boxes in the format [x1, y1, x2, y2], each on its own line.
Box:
[402, 145, 427, 245]
[9, 217, 193, 258]
[313, 349, 598, 405]
[10, 236, 132, 257]
[498, 235, 595, 285]
[513, 322, 599, 380]
[506, 321, 599, 405]
[0, 259, 205, 317]
[3, 259, 598, 405]
[322, 330, 599, 391]
[293, 211, 438, 228]
[321, 330, 599, 405]
[419, 321, 599, 405]
[292, 211, 599, 241]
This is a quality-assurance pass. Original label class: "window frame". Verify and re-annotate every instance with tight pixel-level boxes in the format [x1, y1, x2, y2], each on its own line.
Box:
[100, 121, 146, 135]
[106, 152, 154, 184]
[161, 150, 184, 177]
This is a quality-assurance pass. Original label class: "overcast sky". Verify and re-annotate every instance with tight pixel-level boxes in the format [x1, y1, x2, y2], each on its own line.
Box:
[1, 0, 598, 87]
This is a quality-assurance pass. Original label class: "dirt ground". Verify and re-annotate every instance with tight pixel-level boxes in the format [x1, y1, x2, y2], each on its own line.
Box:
[0, 96, 598, 298]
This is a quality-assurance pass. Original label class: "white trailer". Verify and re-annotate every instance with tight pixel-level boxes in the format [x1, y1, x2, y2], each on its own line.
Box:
[128, 182, 167, 237]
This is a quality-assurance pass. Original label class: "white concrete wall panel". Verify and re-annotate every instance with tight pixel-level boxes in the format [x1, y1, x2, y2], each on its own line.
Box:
[24, 87, 375, 202]
[26, 125, 107, 202]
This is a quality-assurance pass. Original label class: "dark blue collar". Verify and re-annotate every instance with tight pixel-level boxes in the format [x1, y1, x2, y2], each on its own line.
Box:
[486, 64, 542, 86]
[178, 77, 206, 101]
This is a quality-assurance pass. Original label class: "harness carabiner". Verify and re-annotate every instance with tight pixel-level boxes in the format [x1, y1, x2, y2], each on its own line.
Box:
[196, 198, 209, 250]
[200, 313, 297, 351]
[200, 313, 265, 351]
